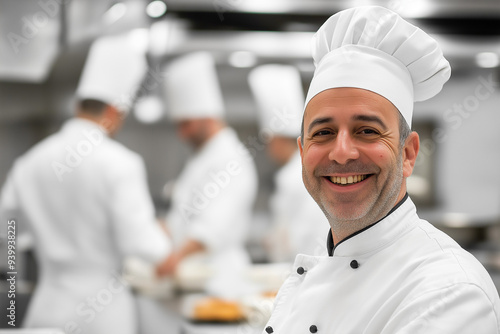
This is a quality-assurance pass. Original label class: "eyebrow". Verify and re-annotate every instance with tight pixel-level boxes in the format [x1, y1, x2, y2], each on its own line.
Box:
[307, 114, 388, 134]
[307, 117, 333, 134]
[352, 114, 388, 131]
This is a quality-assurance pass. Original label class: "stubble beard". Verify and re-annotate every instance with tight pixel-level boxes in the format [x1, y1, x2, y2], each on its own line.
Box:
[303, 154, 404, 242]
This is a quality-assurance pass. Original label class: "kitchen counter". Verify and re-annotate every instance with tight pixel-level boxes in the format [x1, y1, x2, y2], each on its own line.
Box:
[126, 261, 289, 334]
[135, 292, 267, 334]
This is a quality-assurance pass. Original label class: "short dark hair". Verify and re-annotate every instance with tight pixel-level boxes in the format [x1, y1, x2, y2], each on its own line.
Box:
[398, 111, 411, 147]
[300, 111, 412, 148]
[78, 99, 107, 116]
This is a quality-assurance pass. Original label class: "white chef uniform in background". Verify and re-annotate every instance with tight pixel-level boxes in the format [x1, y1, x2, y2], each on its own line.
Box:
[263, 6, 500, 333]
[248, 64, 329, 261]
[162, 52, 258, 298]
[0, 32, 171, 334]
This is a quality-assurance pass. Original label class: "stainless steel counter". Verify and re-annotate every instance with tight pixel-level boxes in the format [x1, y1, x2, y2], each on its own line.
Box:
[135, 293, 265, 334]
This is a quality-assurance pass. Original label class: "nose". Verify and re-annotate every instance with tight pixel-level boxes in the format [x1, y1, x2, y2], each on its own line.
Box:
[328, 130, 359, 164]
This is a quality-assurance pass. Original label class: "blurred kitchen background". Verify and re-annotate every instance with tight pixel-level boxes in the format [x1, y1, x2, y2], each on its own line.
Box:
[1, 0, 500, 329]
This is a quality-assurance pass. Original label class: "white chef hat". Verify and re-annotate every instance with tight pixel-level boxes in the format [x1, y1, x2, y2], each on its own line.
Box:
[164, 52, 225, 121]
[248, 64, 304, 138]
[305, 6, 451, 127]
[76, 31, 148, 114]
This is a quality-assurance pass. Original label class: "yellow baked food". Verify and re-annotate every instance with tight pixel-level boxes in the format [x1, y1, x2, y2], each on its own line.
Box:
[193, 297, 244, 322]
[261, 290, 278, 298]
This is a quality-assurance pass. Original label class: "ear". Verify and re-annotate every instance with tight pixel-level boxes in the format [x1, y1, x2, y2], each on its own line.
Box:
[402, 131, 419, 178]
[297, 136, 304, 161]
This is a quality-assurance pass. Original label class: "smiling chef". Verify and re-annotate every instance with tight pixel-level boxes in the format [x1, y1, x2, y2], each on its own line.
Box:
[262, 6, 500, 334]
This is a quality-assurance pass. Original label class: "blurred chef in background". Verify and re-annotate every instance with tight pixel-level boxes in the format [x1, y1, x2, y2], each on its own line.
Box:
[248, 64, 329, 262]
[0, 32, 171, 334]
[157, 52, 258, 298]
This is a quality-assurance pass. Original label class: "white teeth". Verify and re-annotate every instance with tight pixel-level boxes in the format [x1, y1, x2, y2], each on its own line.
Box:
[329, 174, 367, 185]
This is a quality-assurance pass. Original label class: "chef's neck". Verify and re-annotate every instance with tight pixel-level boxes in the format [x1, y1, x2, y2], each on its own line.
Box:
[190, 118, 227, 151]
[203, 118, 226, 140]
[330, 193, 409, 246]
[76, 105, 123, 137]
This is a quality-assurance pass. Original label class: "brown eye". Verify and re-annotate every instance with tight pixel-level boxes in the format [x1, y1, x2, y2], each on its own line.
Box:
[359, 128, 379, 135]
[313, 129, 333, 137]
[316, 130, 329, 136]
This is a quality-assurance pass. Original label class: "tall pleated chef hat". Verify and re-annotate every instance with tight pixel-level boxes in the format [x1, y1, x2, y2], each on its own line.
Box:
[248, 64, 304, 138]
[76, 32, 147, 114]
[305, 6, 451, 127]
[164, 52, 225, 120]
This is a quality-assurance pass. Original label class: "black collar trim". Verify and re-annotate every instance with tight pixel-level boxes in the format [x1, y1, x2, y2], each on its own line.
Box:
[327, 193, 409, 256]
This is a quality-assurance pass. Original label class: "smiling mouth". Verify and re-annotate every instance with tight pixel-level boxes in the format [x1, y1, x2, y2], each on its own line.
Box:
[327, 174, 372, 185]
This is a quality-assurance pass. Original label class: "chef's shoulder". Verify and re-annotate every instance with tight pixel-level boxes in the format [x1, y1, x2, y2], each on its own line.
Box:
[416, 221, 495, 283]
[95, 136, 144, 171]
[8, 131, 61, 173]
[403, 220, 500, 310]
[204, 127, 257, 172]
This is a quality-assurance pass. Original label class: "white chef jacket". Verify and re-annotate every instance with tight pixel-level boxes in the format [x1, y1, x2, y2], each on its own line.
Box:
[264, 195, 500, 334]
[268, 151, 330, 261]
[166, 127, 258, 297]
[0, 118, 170, 334]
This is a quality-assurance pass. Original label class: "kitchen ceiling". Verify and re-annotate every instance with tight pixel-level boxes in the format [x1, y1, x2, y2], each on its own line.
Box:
[155, 0, 500, 71]
[165, 0, 500, 18]
[164, 0, 500, 33]
[0, 0, 499, 122]
[1, 0, 500, 83]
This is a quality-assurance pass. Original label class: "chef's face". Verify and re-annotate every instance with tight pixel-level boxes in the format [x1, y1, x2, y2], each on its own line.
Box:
[96, 105, 124, 138]
[176, 119, 209, 149]
[299, 88, 418, 228]
[267, 136, 297, 167]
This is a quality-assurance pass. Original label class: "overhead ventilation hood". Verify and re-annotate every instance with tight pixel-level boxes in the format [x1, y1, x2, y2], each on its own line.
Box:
[0, 0, 148, 83]
[0, 0, 61, 83]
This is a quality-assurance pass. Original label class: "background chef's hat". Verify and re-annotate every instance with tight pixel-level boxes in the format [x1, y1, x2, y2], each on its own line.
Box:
[164, 52, 225, 120]
[76, 31, 148, 114]
[305, 6, 451, 127]
[248, 64, 304, 138]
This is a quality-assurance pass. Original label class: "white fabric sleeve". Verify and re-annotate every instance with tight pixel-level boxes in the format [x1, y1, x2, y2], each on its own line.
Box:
[1, 172, 18, 256]
[186, 162, 256, 252]
[108, 154, 171, 264]
[382, 283, 500, 334]
[0, 169, 19, 213]
[0, 166, 35, 252]
[187, 191, 243, 252]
